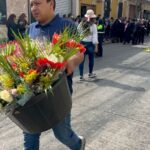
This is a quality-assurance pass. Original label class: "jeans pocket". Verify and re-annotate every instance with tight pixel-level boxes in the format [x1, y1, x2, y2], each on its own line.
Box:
[87, 43, 95, 53]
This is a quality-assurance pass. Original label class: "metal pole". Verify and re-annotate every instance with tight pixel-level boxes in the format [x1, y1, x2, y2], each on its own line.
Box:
[71, 0, 73, 15]
[27, 0, 31, 24]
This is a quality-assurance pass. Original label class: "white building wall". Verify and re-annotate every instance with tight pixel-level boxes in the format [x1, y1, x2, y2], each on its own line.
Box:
[72, 0, 80, 17]
[55, 0, 72, 16]
[6, 0, 28, 18]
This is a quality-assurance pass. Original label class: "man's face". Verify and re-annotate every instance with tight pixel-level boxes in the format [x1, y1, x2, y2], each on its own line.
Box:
[30, 0, 54, 23]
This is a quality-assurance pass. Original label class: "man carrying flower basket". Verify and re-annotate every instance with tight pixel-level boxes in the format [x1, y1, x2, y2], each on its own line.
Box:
[23, 0, 86, 150]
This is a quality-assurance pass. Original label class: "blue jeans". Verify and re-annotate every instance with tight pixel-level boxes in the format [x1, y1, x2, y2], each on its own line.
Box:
[23, 113, 81, 150]
[79, 41, 95, 76]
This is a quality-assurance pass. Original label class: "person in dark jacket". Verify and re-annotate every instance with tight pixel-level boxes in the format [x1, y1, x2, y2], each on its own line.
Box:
[138, 21, 145, 44]
[18, 13, 28, 37]
[96, 19, 105, 57]
[6, 14, 18, 41]
[147, 21, 150, 36]
[123, 20, 132, 44]
[105, 19, 111, 41]
[132, 20, 140, 45]
[111, 19, 120, 43]
[119, 19, 125, 43]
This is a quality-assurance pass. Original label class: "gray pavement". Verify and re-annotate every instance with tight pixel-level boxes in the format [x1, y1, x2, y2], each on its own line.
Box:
[0, 37, 150, 150]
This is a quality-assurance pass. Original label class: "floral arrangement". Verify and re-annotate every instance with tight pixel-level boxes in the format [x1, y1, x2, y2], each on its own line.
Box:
[0, 29, 86, 109]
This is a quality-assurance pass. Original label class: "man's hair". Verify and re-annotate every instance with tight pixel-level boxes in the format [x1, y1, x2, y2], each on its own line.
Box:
[47, 0, 56, 10]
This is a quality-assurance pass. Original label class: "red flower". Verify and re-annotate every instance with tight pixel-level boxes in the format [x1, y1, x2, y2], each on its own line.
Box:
[9, 40, 18, 45]
[11, 63, 17, 70]
[52, 33, 60, 45]
[47, 60, 66, 70]
[36, 58, 66, 70]
[13, 48, 22, 57]
[36, 58, 49, 72]
[0, 40, 18, 49]
[36, 58, 49, 66]
[77, 43, 86, 53]
[66, 40, 77, 48]
[0, 43, 6, 49]
[18, 72, 24, 78]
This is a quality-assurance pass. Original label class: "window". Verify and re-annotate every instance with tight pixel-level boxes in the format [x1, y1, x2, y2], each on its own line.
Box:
[0, 0, 7, 24]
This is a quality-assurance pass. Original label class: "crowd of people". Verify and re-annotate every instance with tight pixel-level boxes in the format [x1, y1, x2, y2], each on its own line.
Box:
[61, 11, 150, 81]
[64, 13, 150, 43]
[104, 17, 150, 45]
[6, 12, 150, 45]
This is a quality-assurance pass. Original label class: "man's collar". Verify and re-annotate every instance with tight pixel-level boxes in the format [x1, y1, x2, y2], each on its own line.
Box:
[35, 14, 60, 28]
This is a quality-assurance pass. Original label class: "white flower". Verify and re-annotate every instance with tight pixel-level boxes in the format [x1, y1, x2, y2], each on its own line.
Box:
[0, 90, 13, 103]
[58, 55, 64, 62]
[48, 54, 64, 62]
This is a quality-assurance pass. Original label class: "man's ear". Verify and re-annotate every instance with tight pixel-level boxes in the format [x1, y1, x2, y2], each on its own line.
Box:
[49, 0, 55, 10]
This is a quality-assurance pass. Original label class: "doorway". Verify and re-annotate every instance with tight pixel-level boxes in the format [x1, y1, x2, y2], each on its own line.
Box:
[81, 5, 87, 18]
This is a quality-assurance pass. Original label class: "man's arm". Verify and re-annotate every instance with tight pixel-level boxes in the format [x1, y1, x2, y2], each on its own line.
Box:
[66, 52, 84, 75]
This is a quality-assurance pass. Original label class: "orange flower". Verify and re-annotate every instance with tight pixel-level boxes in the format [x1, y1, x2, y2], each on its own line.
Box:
[28, 69, 37, 74]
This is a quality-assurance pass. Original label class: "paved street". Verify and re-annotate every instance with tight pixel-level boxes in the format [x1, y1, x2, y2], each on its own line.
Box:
[0, 37, 150, 150]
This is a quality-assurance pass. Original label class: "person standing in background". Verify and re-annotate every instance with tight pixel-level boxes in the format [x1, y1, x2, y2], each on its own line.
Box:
[79, 9, 98, 80]
[18, 13, 28, 37]
[6, 14, 18, 41]
[96, 19, 105, 57]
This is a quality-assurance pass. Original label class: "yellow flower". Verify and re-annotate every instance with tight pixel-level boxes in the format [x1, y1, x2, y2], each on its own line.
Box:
[24, 71, 39, 84]
[17, 84, 27, 94]
[19, 62, 29, 71]
[40, 75, 51, 89]
[0, 74, 14, 89]
[0, 90, 13, 103]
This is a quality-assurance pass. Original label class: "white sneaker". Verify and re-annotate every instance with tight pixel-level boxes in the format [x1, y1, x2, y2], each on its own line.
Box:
[79, 136, 86, 150]
[79, 76, 85, 81]
[88, 73, 96, 78]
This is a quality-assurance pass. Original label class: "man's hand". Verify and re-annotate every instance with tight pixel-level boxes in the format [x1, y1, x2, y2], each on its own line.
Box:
[66, 60, 76, 75]
[66, 53, 84, 75]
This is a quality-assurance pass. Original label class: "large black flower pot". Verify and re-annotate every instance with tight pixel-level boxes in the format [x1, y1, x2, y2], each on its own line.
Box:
[6, 73, 72, 133]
